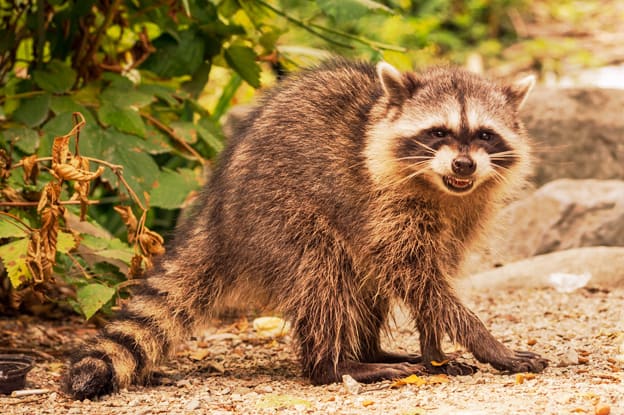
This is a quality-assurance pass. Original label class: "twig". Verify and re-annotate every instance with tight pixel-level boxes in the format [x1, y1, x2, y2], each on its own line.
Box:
[0, 200, 100, 207]
[11, 389, 52, 397]
[0, 90, 48, 105]
[79, 0, 123, 77]
[308, 23, 407, 53]
[0, 347, 55, 360]
[140, 111, 206, 165]
[0, 212, 33, 232]
[255, 0, 354, 49]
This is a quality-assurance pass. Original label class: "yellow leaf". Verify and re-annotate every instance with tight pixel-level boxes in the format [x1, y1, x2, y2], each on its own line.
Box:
[391, 374, 426, 388]
[362, 400, 375, 407]
[430, 359, 450, 367]
[428, 374, 450, 384]
[189, 348, 211, 361]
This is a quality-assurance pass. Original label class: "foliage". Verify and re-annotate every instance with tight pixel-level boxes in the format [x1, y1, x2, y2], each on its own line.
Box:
[0, 0, 404, 318]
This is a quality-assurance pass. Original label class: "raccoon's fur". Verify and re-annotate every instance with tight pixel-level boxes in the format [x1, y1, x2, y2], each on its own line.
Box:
[64, 59, 548, 400]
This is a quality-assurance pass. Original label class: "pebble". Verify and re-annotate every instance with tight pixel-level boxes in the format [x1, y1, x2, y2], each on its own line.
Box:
[185, 398, 201, 410]
[342, 374, 361, 395]
[558, 347, 579, 366]
[255, 384, 274, 393]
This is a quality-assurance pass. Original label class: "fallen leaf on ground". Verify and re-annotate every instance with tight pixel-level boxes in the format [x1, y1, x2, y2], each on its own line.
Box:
[391, 374, 426, 388]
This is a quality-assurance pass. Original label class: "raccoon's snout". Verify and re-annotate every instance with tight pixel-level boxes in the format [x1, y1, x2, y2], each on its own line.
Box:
[451, 156, 476, 177]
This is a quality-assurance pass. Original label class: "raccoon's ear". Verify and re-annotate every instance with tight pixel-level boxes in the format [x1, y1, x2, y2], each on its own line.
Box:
[504, 75, 535, 110]
[377, 62, 419, 106]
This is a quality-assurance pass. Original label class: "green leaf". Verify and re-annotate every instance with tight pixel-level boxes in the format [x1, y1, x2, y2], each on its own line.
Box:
[80, 234, 134, 264]
[2, 127, 40, 153]
[183, 61, 212, 98]
[197, 118, 225, 152]
[0, 219, 29, 238]
[142, 30, 205, 78]
[81, 129, 160, 204]
[137, 83, 178, 107]
[224, 45, 261, 88]
[210, 73, 242, 122]
[12, 93, 51, 128]
[150, 168, 201, 210]
[316, 0, 393, 22]
[32, 59, 77, 93]
[57, 231, 77, 254]
[76, 283, 116, 319]
[100, 87, 155, 108]
[98, 103, 147, 137]
[0, 238, 31, 288]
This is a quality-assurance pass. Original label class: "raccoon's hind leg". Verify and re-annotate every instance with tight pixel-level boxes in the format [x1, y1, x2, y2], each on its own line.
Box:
[64, 250, 217, 400]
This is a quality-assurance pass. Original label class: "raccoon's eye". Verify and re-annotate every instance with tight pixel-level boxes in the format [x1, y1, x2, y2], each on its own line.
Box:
[430, 129, 449, 138]
[477, 131, 494, 141]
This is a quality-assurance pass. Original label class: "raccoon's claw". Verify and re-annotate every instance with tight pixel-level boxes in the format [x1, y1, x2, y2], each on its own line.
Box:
[63, 356, 116, 400]
[424, 360, 478, 376]
[490, 350, 549, 373]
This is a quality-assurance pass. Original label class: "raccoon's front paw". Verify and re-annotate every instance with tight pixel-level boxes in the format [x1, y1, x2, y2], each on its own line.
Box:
[490, 350, 549, 373]
[424, 360, 478, 376]
[63, 356, 116, 400]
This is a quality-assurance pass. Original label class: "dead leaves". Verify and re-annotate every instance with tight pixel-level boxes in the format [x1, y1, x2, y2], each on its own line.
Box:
[114, 204, 165, 275]
[390, 373, 450, 388]
[1, 111, 164, 292]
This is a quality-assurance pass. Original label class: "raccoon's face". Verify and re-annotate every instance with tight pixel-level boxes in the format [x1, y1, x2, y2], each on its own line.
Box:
[366, 62, 534, 197]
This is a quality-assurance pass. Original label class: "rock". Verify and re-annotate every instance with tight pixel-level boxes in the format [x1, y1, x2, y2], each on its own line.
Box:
[342, 374, 361, 395]
[466, 179, 624, 271]
[185, 398, 201, 410]
[460, 247, 624, 291]
[557, 348, 580, 367]
[521, 88, 624, 185]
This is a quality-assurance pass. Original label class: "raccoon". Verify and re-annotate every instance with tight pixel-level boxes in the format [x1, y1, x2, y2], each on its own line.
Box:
[64, 59, 548, 400]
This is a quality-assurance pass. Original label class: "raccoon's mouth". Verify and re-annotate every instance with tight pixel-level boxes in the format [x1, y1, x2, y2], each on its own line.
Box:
[443, 175, 474, 193]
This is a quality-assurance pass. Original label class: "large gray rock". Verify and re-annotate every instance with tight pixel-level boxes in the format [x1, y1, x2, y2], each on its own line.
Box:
[460, 247, 624, 291]
[521, 88, 624, 184]
[463, 179, 624, 273]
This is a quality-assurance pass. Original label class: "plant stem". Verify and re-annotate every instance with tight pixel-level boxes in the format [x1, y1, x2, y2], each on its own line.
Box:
[0, 200, 100, 207]
[308, 23, 407, 53]
[0, 90, 48, 104]
[0, 211, 33, 232]
[140, 111, 207, 165]
[254, 0, 354, 49]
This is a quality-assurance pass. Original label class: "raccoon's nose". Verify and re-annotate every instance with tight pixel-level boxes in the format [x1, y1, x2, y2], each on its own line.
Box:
[452, 156, 476, 177]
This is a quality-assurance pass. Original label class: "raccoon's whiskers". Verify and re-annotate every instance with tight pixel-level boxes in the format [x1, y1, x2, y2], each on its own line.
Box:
[378, 163, 430, 191]
[411, 140, 437, 155]
[489, 167, 511, 186]
[489, 150, 519, 160]
[394, 155, 435, 162]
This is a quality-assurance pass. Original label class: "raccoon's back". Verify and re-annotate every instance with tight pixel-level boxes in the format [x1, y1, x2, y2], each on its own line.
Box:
[188, 61, 382, 290]
[216, 61, 381, 227]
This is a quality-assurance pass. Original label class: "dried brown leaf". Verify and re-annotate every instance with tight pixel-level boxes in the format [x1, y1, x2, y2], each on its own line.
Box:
[26, 231, 49, 283]
[53, 163, 104, 182]
[0, 149, 11, 180]
[51, 135, 71, 165]
[114, 206, 138, 242]
[22, 155, 39, 184]
[138, 229, 165, 256]
[129, 254, 144, 277]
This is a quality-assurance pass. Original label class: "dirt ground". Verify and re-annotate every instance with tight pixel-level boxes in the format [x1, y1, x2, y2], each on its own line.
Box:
[1, 285, 622, 415]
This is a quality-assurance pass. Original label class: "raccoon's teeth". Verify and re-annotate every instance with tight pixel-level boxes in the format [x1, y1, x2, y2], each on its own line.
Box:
[443, 176, 474, 192]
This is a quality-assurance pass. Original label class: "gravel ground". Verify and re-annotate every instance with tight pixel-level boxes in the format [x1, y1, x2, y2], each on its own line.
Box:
[1, 285, 623, 415]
